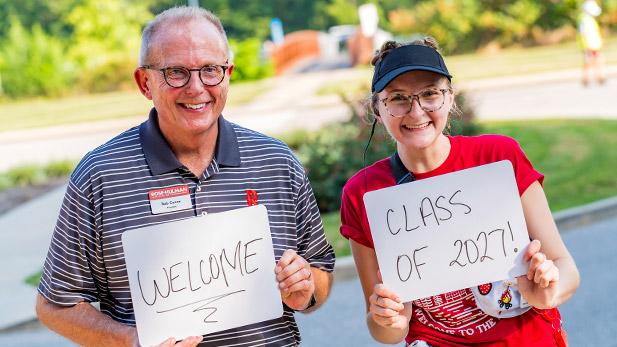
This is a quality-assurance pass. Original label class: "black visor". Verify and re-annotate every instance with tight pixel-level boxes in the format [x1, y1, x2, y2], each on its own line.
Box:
[371, 45, 452, 93]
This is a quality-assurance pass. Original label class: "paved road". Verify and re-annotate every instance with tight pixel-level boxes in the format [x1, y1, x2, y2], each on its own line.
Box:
[1, 214, 615, 346]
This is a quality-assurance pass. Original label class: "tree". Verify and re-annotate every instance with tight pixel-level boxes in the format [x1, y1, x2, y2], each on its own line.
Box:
[0, 17, 75, 97]
[66, 0, 152, 92]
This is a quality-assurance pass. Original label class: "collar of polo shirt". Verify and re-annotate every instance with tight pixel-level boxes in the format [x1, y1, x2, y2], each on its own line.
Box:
[140, 108, 241, 175]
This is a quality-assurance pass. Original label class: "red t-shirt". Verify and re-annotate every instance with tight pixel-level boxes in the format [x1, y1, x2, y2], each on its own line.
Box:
[340, 135, 560, 346]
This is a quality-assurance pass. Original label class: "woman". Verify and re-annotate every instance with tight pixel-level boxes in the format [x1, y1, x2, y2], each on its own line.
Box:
[339, 38, 579, 346]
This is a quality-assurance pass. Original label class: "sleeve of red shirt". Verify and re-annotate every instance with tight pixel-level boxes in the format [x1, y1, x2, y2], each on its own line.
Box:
[340, 176, 374, 248]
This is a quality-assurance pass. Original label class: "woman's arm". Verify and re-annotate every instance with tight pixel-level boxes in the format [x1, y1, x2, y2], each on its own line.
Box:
[517, 180, 580, 308]
[350, 239, 412, 344]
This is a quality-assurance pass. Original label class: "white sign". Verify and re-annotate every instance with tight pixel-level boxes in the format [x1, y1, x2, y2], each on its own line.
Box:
[122, 205, 283, 346]
[363, 160, 530, 303]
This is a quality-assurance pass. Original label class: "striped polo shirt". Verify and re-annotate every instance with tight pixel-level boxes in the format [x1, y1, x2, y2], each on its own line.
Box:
[39, 109, 335, 346]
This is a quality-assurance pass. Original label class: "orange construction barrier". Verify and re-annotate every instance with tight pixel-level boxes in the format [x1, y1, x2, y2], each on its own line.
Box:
[271, 30, 321, 75]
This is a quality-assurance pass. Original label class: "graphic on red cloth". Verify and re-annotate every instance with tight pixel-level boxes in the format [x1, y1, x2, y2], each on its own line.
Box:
[478, 283, 492, 295]
[498, 288, 513, 310]
[412, 289, 496, 334]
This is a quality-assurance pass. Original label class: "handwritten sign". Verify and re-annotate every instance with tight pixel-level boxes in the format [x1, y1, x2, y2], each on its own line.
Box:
[363, 160, 530, 303]
[122, 205, 282, 346]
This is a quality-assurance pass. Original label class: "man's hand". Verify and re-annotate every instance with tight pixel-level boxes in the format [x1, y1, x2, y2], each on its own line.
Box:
[147, 336, 203, 347]
[275, 249, 315, 310]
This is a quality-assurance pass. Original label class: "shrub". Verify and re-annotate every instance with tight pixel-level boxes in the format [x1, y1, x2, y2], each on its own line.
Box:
[229, 38, 274, 82]
[0, 159, 76, 192]
[0, 17, 75, 98]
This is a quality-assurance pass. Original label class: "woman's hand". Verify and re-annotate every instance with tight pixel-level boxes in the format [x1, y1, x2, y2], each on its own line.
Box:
[368, 271, 411, 331]
[517, 239, 560, 309]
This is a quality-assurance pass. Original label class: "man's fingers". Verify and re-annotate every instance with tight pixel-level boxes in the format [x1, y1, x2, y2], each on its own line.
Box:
[276, 251, 310, 284]
[175, 336, 203, 347]
[275, 249, 298, 274]
[155, 337, 176, 347]
[279, 267, 313, 291]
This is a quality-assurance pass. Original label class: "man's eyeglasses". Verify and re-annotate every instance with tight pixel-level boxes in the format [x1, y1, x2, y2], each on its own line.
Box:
[380, 89, 449, 117]
[142, 64, 229, 88]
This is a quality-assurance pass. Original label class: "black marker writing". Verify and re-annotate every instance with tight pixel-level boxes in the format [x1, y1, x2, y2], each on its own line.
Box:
[449, 190, 471, 214]
[155, 289, 246, 324]
[450, 220, 518, 268]
[384, 189, 472, 235]
[137, 238, 262, 306]
[396, 246, 428, 282]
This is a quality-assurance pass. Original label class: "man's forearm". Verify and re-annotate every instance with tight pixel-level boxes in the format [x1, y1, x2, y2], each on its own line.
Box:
[36, 293, 136, 347]
[301, 267, 333, 313]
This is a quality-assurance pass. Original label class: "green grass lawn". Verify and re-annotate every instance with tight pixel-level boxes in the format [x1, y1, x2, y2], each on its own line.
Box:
[0, 78, 274, 132]
[322, 118, 617, 258]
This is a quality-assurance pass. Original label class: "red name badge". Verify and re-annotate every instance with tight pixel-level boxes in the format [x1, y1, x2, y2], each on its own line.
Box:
[148, 185, 192, 214]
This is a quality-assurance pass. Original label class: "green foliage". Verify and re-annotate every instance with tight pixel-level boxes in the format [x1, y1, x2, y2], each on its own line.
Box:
[0, 0, 78, 39]
[229, 38, 274, 82]
[25, 269, 43, 287]
[0, 160, 76, 192]
[0, 17, 75, 98]
[66, 0, 151, 92]
[382, 0, 617, 54]
[3, 0, 617, 98]
[319, 0, 360, 26]
[299, 117, 393, 212]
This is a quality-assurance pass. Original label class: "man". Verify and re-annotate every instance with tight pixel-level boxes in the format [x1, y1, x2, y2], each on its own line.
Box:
[36, 6, 335, 347]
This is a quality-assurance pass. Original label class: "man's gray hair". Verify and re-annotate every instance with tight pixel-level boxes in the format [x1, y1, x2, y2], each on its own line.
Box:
[139, 6, 230, 66]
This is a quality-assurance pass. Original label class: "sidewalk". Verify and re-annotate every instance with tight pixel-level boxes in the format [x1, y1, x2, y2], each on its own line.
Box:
[0, 184, 66, 331]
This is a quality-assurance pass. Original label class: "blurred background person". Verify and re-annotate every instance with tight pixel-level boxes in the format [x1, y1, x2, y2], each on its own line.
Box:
[577, 0, 606, 86]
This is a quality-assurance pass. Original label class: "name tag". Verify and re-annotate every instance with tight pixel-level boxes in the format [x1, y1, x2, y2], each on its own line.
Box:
[149, 185, 192, 214]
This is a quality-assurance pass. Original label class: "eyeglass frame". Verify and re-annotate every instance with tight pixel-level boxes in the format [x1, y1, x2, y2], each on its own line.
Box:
[141, 63, 229, 88]
[379, 88, 450, 117]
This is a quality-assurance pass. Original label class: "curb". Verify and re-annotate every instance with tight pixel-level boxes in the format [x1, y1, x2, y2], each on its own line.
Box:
[333, 194, 617, 282]
[552, 195, 617, 232]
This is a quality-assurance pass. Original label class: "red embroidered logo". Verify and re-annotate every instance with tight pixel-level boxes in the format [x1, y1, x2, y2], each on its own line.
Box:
[246, 189, 258, 206]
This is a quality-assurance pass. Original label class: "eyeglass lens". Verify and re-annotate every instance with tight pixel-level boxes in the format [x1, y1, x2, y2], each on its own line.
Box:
[165, 66, 225, 87]
[385, 90, 445, 116]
